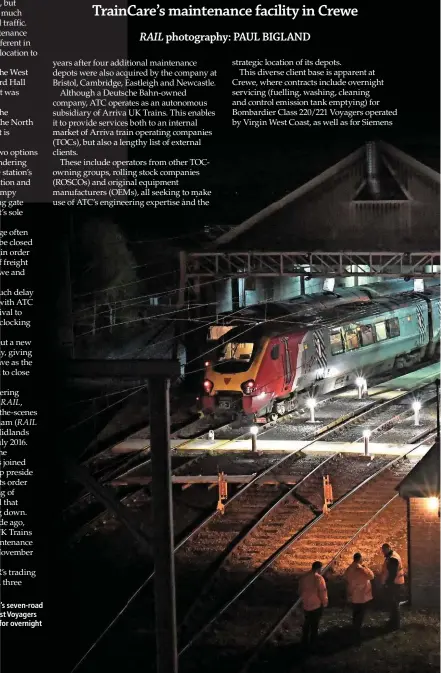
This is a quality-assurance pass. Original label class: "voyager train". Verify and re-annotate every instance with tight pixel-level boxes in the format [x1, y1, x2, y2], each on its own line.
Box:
[201, 284, 441, 421]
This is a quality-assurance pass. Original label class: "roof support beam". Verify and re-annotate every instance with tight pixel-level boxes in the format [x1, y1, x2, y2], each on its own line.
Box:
[185, 251, 440, 279]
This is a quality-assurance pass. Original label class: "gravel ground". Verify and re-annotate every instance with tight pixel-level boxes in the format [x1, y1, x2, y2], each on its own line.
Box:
[251, 608, 439, 673]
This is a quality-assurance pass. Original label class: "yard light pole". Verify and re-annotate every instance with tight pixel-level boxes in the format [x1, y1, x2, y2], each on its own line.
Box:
[412, 401, 421, 427]
[363, 429, 371, 457]
[436, 379, 440, 440]
[250, 426, 258, 452]
[356, 377, 367, 400]
[306, 398, 317, 423]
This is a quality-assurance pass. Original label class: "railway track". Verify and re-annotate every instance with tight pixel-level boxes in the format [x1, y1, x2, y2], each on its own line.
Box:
[66, 378, 437, 543]
[65, 364, 438, 526]
[177, 434, 436, 673]
[63, 415, 234, 537]
[68, 382, 437, 673]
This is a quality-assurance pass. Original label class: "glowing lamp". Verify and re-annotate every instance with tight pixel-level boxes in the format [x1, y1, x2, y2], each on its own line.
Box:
[363, 429, 371, 457]
[203, 379, 213, 394]
[426, 497, 439, 512]
[241, 379, 255, 395]
[412, 400, 422, 426]
[355, 377, 367, 399]
[306, 397, 317, 423]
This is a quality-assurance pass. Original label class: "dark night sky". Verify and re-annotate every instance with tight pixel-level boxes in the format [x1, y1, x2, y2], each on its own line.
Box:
[119, 1, 440, 238]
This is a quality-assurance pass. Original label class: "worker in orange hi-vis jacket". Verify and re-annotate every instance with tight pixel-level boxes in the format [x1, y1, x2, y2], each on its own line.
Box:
[343, 552, 375, 641]
[298, 561, 328, 649]
[380, 543, 405, 630]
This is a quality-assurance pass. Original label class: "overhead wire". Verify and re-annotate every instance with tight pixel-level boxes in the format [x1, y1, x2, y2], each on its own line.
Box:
[73, 273, 225, 316]
[73, 268, 179, 301]
[63, 384, 148, 433]
[75, 278, 228, 336]
[64, 383, 152, 408]
[117, 294, 288, 359]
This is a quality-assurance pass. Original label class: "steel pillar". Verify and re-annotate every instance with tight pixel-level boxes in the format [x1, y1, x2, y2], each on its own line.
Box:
[149, 377, 178, 673]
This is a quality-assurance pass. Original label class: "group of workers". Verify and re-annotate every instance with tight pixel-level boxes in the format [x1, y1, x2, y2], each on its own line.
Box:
[299, 543, 404, 648]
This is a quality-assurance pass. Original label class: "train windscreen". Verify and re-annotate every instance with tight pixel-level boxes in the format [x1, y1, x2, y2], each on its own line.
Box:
[208, 325, 233, 341]
[213, 341, 257, 373]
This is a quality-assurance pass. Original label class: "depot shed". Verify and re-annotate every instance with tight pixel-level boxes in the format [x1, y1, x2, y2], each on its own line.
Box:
[396, 441, 440, 609]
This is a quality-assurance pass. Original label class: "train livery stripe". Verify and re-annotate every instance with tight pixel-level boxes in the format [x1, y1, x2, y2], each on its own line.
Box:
[291, 332, 308, 392]
[416, 303, 426, 345]
[313, 329, 328, 377]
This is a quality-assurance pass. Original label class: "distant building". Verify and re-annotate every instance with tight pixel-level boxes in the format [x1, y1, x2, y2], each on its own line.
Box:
[201, 141, 440, 313]
[396, 441, 440, 609]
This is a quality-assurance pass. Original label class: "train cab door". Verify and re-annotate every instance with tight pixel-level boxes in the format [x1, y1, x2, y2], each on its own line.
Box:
[281, 337, 294, 392]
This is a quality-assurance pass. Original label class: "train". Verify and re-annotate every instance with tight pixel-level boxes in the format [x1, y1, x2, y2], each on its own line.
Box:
[201, 283, 440, 422]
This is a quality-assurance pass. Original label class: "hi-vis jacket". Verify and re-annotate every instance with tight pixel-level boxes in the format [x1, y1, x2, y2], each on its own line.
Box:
[343, 562, 374, 604]
[381, 550, 405, 585]
[299, 571, 329, 612]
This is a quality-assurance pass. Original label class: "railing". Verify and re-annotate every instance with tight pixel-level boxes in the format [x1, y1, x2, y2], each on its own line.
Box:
[186, 251, 441, 278]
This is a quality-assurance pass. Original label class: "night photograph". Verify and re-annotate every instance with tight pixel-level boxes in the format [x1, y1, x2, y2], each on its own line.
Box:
[0, 2, 439, 673]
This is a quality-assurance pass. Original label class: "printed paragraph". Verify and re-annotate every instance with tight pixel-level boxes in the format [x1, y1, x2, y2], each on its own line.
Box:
[231, 58, 397, 128]
[52, 58, 216, 207]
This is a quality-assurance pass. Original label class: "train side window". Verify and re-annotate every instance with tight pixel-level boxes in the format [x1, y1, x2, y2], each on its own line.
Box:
[343, 325, 360, 351]
[374, 321, 388, 341]
[360, 324, 375, 346]
[271, 344, 280, 360]
[386, 317, 400, 338]
[330, 328, 344, 355]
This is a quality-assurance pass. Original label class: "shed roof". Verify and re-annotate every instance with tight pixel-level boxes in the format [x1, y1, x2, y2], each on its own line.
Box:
[396, 441, 440, 498]
[211, 141, 440, 251]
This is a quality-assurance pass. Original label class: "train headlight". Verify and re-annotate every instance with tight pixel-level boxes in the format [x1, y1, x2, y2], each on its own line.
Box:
[203, 379, 214, 394]
[241, 379, 255, 395]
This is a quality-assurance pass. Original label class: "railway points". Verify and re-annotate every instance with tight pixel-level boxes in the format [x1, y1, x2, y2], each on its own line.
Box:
[176, 438, 428, 666]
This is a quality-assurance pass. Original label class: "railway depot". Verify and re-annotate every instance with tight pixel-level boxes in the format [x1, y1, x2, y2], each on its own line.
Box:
[61, 140, 440, 673]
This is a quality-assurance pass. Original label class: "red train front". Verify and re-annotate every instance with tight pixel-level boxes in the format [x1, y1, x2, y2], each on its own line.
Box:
[201, 325, 307, 421]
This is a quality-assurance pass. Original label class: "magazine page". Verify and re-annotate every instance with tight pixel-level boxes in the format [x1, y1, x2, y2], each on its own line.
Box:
[0, 2, 439, 672]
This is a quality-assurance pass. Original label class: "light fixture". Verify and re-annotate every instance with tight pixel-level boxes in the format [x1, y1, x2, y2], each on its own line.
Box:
[355, 377, 367, 399]
[250, 426, 258, 452]
[363, 429, 371, 457]
[306, 398, 317, 423]
[427, 496, 439, 512]
[412, 400, 422, 426]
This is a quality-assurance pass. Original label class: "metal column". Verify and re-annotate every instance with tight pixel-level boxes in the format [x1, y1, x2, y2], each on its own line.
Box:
[149, 376, 178, 673]
[436, 378, 440, 440]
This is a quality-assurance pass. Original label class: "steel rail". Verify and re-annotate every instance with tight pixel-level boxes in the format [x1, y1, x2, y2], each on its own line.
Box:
[349, 394, 438, 444]
[68, 452, 211, 546]
[179, 452, 338, 633]
[69, 381, 435, 673]
[238, 431, 438, 673]
[69, 386, 384, 673]
[178, 434, 433, 657]
[238, 494, 400, 673]
[64, 418, 232, 524]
